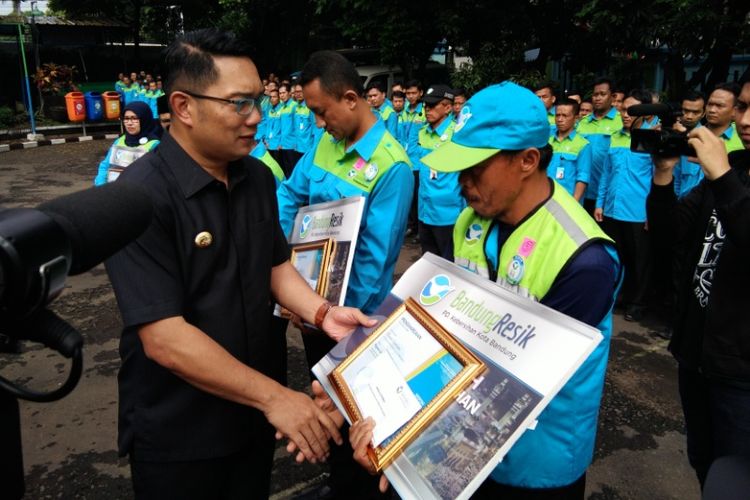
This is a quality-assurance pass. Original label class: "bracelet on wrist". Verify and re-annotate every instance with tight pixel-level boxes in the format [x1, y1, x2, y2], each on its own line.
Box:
[314, 301, 334, 330]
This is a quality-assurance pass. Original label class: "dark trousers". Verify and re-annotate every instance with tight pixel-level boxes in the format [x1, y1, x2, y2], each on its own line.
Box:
[678, 365, 750, 488]
[300, 332, 389, 499]
[280, 149, 303, 178]
[419, 221, 455, 261]
[269, 149, 282, 168]
[583, 198, 597, 220]
[602, 217, 650, 308]
[407, 171, 419, 232]
[472, 473, 586, 500]
[130, 443, 275, 500]
[703, 455, 750, 500]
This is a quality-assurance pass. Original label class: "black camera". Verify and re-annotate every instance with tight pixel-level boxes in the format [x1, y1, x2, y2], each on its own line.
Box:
[629, 103, 696, 157]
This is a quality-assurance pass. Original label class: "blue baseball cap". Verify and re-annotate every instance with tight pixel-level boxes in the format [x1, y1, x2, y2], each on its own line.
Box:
[422, 81, 550, 172]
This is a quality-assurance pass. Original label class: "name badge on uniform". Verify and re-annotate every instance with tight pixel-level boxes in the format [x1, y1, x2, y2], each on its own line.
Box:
[430, 169, 438, 180]
[556, 166, 565, 179]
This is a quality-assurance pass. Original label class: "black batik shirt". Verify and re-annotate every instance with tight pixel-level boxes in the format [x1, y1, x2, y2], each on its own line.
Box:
[106, 132, 290, 461]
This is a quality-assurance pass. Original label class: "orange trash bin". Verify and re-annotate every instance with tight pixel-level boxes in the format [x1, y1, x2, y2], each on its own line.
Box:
[102, 91, 121, 120]
[65, 92, 86, 122]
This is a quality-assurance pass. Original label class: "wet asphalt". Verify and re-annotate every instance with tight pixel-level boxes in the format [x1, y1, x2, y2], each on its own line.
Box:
[0, 141, 699, 499]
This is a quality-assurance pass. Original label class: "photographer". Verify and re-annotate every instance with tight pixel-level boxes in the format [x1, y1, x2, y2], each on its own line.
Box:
[646, 73, 750, 490]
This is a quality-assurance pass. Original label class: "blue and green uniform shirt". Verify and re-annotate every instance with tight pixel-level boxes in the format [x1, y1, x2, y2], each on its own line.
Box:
[278, 99, 298, 150]
[372, 102, 399, 138]
[277, 119, 414, 314]
[576, 107, 623, 201]
[596, 129, 654, 222]
[409, 117, 466, 225]
[548, 129, 592, 198]
[264, 103, 282, 150]
[293, 101, 315, 154]
[250, 142, 285, 189]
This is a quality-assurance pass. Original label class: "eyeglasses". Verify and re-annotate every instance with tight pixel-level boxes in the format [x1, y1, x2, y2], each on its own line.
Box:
[180, 90, 257, 116]
[123, 117, 140, 122]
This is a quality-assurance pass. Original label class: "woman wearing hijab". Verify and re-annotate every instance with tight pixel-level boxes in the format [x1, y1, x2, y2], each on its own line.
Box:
[94, 101, 161, 186]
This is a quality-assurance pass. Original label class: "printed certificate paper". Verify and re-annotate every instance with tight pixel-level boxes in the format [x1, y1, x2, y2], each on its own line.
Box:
[314, 254, 604, 499]
[287, 196, 365, 306]
[329, 298, 484, 470]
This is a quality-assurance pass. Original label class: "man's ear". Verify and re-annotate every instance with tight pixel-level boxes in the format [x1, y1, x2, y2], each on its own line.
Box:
[342, 89, 360, 110]
[518, 148, 541, 177]
[169, 91, 194, 128]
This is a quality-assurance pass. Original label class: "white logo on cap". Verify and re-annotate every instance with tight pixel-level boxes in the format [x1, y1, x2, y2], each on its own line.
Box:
[427, 88, 434, 94]
[454, 106, 472, 132]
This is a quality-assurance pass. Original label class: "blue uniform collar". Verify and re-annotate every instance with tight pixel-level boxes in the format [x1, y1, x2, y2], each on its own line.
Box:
[407, 102, 423, 114]
[552, 129, 577, 142]
[343, 118, 385, 161]
[720, 123, 736, 140]
[250, 142, 267, 158]
[586, 106, 618, 123]
[428, 116, 454, 135]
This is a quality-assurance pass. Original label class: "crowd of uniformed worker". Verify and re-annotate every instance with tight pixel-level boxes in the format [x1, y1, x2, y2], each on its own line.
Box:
[114, 70, 166, 119]
[246, 71, 744, 325]
[92, 33, 750, 499]
[102, 65, 749, 328]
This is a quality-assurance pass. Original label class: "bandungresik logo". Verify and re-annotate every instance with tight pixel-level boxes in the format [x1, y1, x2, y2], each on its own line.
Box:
[465, 223, 483, 245]
[299, 214, 312, 239]
[419, 275, 454, 306]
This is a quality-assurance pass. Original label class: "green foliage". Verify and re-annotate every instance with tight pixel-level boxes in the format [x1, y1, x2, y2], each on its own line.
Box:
[451, 42, 528, 92]
[571, 71, 597, 98]
[47, 0, 750, 96]
[451, 62, 483, 95]
[0, 106, 14, 129]
[313, 0, 450, 77]
[508, 70, 547, 90]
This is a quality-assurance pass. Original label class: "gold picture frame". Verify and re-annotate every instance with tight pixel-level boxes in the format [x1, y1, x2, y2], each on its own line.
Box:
[329, 297, 486, 471]
[281, 238, 336, 319]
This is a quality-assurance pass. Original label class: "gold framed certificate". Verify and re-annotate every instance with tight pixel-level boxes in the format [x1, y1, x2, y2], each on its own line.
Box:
[281, 238, 336, 319]
[329, 297, 485, 471]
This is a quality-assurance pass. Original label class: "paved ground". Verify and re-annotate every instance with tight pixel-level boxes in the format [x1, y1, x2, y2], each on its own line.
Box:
[0, 141, 700, 499]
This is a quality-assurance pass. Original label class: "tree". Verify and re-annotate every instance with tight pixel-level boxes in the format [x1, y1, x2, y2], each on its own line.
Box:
[576, 0, 750, 96]
[313, 0, 457, 80]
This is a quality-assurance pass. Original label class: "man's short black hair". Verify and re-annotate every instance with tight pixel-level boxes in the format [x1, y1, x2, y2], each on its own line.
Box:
[366, 81, 386, 94]
[279, 83, 291, 93]
[300, 50, 363, 99]
[593, 77, 614, 91]
[533, 81, 557, 94]
[555, 97, 580, 116]
[565, 89, 581, 98]
[712, 82, 741, 104]
[682, 89, 705, 103]
[405, 79, 423, 91]
[392, 80, 404, 88]
[538, 144, 553, 171]
[627, 89, 653, 104]
[453, 87, 467, 98]
[163, 28, 251, 95]
[392, 90, 405, 99]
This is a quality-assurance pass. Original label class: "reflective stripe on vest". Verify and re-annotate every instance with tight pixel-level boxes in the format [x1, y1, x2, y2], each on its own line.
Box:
[453, 183, 614, 301]
[108, 137, 158, 182]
